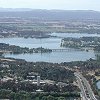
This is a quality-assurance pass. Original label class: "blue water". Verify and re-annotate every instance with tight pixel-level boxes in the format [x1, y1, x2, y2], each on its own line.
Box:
[96, 81, 100, 89]
[51, 33, 100, 38]
[0, 33, 99, 63]
[4, 50, 95, 63]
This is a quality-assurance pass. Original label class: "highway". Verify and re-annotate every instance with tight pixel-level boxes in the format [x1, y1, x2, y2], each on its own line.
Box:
[75, 73, 88, 100]
[75, 72, 97, 100]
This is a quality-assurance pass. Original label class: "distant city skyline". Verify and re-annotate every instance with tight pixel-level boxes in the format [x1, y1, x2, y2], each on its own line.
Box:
[0, 0, 100, 11]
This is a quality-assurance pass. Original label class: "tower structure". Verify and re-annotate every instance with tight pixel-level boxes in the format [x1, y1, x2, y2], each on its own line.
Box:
[37, 76, 40, 86]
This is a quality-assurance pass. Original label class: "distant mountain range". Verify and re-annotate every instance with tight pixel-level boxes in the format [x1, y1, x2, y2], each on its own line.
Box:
[0, 8, 100, 20]
[0, 8, 33, 12]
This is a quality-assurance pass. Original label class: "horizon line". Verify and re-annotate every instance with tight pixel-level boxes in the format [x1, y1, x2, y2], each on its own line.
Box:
[0, 8, 99, 12]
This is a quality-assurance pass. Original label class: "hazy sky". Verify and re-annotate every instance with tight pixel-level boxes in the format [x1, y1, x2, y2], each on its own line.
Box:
[0, 0, 99, 11]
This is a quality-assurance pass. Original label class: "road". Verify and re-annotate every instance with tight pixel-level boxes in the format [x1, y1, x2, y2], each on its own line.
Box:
[75, 72, 97, 100]
[75, 73, 88, 100]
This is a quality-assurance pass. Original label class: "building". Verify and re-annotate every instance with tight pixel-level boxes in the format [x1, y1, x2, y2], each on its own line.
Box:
[37, 76, 40, 86]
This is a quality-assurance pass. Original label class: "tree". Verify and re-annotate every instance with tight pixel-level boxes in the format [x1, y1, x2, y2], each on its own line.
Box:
[35, 97, 39, 100]
[41, 96, 47, 100]
[58, 97, 66, 100]
[47, 95, 55, 100]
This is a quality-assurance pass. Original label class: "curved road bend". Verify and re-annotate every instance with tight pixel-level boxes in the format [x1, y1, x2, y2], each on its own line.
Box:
[75, 72, 97, 100]
[75, 73, 88, 100]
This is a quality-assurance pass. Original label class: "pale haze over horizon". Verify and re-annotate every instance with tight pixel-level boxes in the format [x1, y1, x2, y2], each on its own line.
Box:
[0, 0, 99, 11]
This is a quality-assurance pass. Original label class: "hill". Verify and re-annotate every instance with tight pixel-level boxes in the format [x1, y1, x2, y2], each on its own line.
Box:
[0, 9, 100, 20]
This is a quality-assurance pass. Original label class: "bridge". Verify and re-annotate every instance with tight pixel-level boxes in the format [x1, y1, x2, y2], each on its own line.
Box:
[51, 47, 94, 52]
[0, 50, 13, 53]
[51, 48, 82, 52]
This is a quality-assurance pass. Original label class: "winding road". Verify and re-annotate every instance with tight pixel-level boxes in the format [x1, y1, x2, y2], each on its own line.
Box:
[74, 72, 97, 100]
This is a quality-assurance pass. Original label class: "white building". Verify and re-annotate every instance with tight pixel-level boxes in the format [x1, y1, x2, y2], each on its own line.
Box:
[37, 76, 40, 86]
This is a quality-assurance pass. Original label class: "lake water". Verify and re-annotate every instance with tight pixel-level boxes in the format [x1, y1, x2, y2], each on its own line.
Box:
[51, 33, 100, 38]
[0, 33, 99, 63]
[0, 37, 62, 49]
[4, 50, 95, 63]
[96, 81, 100, 89]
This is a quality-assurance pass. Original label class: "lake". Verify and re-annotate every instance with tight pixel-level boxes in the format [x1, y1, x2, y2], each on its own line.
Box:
[0, 33, 99, 63]
[96, 81, 100, 89]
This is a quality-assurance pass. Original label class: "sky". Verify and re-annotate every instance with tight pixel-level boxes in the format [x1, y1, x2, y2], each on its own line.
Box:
[0, 0, 99, 11]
